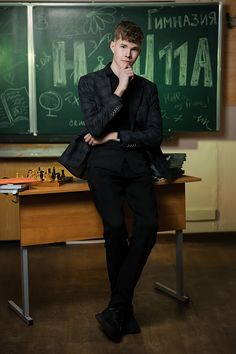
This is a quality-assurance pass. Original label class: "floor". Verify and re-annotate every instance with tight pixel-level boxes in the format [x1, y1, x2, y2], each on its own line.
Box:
[0, 233, 236, 354]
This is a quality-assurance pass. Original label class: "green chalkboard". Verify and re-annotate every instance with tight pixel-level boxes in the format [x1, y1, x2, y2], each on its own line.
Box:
[0, 5, 29, 135]
[0, 2, 222, 141]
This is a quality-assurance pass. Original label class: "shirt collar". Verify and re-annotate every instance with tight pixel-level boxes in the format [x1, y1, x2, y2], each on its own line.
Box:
[104, 63, 116, 77]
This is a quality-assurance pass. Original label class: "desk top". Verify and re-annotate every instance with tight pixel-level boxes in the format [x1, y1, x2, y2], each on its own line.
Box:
[19, 175, 201, 196]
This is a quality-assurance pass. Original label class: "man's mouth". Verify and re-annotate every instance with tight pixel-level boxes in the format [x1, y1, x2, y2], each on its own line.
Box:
[122, 60, 132, 66]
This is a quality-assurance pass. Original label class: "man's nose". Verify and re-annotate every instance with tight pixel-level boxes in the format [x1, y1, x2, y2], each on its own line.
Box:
[125, 49, 131, 58]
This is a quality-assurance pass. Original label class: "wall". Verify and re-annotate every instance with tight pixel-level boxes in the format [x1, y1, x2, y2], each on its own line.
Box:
[0, 0, 236, 240]
[161, 0, 236, 233]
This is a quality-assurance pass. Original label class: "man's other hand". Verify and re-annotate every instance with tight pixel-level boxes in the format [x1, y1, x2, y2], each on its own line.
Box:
[84, 132, 118, 146]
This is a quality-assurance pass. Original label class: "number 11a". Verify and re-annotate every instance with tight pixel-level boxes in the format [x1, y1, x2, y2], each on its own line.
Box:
[159, 38, 213, 87]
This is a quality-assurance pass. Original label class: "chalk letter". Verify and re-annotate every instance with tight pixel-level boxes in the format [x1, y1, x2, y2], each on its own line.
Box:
[53, 39, 87, 87]
[159, 42, 173, 85]
[133, 34, 154, 81]
[174, 41, 188, 86]
[191, 38, 213, 87]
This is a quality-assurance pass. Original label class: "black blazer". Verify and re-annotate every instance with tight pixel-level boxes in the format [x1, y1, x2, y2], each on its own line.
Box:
[59, 65, 172, 180]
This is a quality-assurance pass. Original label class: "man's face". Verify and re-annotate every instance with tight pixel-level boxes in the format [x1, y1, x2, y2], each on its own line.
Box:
[110, 38, 141, 69]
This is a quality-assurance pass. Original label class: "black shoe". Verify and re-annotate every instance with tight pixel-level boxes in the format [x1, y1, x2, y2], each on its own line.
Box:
[123, 307, 141, 335]
[95, 307, 125, 342]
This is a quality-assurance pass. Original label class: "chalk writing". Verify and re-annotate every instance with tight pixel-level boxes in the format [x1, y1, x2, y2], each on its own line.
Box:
[163, 91, 209, 111]
[50, 36, 213, 88]
[159, 42, 173, 85]
[159, 39, 213, 87]
[69, 120, 85, 127]
[174, 42, 188, 86]
[191, 38, 213, 87]
[52, 40, 87, 86]
[148, 10, 217, 30]
[64, 92, 80, 106]
[133, 34, 154, 82]
[194, 115, 212, 131]
[30, 3, 220, 134]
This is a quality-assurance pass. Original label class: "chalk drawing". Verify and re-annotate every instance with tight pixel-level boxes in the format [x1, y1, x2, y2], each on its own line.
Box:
[36, 51, 51, 71]
[93, 56, 105, 71]
[0, 86, 29, 128]
[39, 91, 63, 117]
[56, 21, 81, 39]
[88, 33, 112, 57]
[82, 7, 116, 35]
[34, 14, 48, 30]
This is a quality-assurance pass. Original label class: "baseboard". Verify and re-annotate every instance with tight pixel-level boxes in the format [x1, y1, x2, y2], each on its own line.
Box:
[158, 231, 236, 243]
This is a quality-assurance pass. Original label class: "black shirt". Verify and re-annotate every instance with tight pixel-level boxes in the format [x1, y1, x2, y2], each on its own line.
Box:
[106, 66, 131, 133]
[88, 65, 150, 174]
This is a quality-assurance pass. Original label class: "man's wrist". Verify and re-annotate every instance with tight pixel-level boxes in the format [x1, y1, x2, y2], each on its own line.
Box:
[110, 132, 120, 142]
[114, 86, 125, 97]
[106, 132, 120, 142]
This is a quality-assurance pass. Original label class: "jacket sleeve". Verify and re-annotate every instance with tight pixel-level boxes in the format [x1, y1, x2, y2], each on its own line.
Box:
[78, 75, 123, 138]
[119, 84, 163, 149]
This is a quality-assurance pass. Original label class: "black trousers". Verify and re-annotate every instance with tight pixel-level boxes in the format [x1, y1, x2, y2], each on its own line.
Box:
[87, 162, 158, 310]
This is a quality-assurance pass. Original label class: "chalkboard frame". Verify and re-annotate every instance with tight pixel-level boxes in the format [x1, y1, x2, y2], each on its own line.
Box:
[0, 1, 223, 143]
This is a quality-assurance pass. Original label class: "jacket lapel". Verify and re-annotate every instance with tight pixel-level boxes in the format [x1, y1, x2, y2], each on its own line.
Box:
[97, 67, 113, 105]
[97, 68, 145, 130]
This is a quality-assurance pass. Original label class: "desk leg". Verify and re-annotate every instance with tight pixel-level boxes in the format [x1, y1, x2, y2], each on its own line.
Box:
[154, 230, 190, 303]
[8, 247, 33, 325]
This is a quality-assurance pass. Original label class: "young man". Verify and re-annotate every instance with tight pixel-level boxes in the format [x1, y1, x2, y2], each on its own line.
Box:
[76, 21, 171, 342]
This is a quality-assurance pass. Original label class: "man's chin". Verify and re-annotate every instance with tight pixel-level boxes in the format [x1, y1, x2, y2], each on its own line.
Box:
[120, 62, 132, 69]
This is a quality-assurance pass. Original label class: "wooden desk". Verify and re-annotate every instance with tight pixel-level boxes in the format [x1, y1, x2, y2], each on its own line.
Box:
[7, 175, 201, 325]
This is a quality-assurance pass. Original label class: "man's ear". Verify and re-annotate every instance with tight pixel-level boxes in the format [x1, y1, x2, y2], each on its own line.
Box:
[110, 41, 115, 54]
